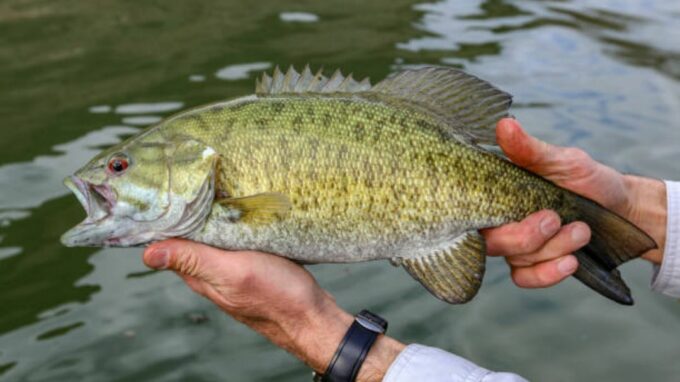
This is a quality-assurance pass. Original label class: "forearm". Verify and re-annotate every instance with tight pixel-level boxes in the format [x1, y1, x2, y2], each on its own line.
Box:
[623, 175, 667, 264]
[296, 299, 406, 382]
[245, 293, 529, 382]
[246, 293, 405, 382]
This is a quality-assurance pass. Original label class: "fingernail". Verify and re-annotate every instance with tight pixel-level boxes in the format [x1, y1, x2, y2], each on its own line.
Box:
[571, 225, 589, 244]
[557, 256, 578, 275]
[540, 216, 559, 236]
[147, 248, 169, 269]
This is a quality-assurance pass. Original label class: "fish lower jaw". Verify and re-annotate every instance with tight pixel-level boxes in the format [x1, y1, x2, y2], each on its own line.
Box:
[60, 220, 159, 247]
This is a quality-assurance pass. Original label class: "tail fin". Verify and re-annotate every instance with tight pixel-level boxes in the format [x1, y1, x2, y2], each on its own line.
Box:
[570, 196, 657, 305]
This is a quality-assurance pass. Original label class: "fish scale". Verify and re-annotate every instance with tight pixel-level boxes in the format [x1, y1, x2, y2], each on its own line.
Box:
[178, 95, 557, 262]
[62, 65, 657, 305]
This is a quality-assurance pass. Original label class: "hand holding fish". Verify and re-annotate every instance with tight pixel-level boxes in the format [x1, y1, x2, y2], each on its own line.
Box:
[482, 118, 667, 288]
[142, 239, 406, 382]
[141, 118, 667, 382]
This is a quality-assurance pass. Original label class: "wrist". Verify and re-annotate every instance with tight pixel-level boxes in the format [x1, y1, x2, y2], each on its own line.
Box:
[283, 295, 406, 382]
[623, 175, 667, 264]
[295, 295, 355, 374]
[354, 333, 406, 382]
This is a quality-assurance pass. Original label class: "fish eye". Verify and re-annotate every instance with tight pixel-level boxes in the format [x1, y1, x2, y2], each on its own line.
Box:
[107, 153, 130, 174]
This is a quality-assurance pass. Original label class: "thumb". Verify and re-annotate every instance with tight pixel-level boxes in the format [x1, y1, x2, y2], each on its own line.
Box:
[143, 238, 222, 280]
[496, 118, 559, 174]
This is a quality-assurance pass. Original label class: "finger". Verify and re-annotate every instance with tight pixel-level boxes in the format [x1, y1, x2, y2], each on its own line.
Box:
[511, 254, 579, 288]
[143, 238, 232, 279]
[496, 118, 594, 181]
[496, 118, 556, 171]
[143, 239, 310, 294]
[506, 222, 591, 267]
[482, 210, 561, 257]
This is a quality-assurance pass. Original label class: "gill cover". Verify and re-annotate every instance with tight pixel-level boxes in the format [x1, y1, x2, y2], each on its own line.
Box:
[160, 139, 220, 238]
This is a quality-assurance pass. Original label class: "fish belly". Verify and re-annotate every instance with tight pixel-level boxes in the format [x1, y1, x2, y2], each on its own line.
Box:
[190, 204, 473, 262]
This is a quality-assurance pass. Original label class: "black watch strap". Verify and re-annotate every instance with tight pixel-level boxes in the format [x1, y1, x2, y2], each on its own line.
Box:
[315, 310, 388, 382]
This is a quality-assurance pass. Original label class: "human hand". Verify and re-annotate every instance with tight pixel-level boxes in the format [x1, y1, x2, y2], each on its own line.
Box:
[482, 118, 667, 288]
[142, 239, 405, 382]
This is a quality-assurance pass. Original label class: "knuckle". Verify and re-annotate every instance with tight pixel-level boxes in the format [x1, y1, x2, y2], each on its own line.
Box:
[516, 234, 538, 253]
[509, 255, 534, 268]
[175, 246, 202, 277]
[543, 210, 561, 227]
[511, 271, 531, 288]
[563, 147, 591, 164]
[535, 267, 559, 287]
[483, 229, 509, 256]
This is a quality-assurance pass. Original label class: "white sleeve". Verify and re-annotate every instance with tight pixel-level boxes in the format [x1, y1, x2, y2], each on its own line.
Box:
[383, 344, 528, 382]
[651, 180, 680, 297]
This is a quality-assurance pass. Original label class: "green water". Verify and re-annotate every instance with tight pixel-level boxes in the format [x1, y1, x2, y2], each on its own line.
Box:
[1, 0, 679, 380]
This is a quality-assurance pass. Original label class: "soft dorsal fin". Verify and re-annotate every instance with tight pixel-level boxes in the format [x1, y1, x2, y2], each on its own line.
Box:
[255, 65, 371, 95]
[370, 67, 512, 144]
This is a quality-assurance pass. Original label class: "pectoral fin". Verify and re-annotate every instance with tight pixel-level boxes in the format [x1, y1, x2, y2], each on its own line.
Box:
[217, 192, 291, 224]
[397, 231, 486, 304]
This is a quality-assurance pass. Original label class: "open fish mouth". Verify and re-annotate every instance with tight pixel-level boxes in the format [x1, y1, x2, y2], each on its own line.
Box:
[61, 175, 120, 247]
[63, 176, 115, 223]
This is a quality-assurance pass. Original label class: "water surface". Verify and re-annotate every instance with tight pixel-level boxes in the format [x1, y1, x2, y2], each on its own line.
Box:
[1, 0, 679, 380]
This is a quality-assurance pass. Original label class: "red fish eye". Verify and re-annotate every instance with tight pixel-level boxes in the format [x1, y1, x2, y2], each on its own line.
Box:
[108, 157, 128, 173]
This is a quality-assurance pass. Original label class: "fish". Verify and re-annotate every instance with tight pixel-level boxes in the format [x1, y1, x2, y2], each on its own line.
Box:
[61, 65, 657, 305]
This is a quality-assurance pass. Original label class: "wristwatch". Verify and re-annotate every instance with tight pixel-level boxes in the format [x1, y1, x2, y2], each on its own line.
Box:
[313, 310, 389, 382]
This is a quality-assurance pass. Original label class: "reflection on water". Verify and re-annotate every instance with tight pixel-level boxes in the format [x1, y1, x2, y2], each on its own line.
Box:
[0, 247, 21, 262]
[279, 12, 320, 23]
[215, 62, 273, 81]
[188, 74, 207, 83]
[0, 0, 679, 381]
[114, 102, 184, 115]
[122, 116, 163, 126]
[88, 105, 113, 114]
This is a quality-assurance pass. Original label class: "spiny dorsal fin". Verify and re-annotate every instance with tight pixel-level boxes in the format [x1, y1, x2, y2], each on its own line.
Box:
[396, 230, 486, 304]
[370, 66, 512, 145]
[255, 65, 371, 95]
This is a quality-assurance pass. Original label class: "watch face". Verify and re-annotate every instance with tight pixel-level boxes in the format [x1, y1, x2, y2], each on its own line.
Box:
[355, 314, 387, 334]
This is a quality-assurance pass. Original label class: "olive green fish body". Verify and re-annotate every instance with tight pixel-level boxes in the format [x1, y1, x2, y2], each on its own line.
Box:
[164, 96, 568, 263]
[62, 66, 656, 305]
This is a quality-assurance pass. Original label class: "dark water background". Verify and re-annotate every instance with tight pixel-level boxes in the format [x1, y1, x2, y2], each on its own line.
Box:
[1, 0, 679, 380]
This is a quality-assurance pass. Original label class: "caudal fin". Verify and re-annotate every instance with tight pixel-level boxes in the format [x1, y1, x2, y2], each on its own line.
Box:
[571, 196, 657, 305]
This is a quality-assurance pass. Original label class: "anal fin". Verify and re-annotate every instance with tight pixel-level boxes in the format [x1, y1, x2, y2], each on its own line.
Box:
[398, 231, 486, 304]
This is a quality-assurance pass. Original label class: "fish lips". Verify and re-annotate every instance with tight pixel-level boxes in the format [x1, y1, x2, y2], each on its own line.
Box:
[61, 176, 118, 247]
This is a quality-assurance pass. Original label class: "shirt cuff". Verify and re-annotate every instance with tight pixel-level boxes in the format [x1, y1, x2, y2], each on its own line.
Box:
[651, 180, 680, 297]
[383, 344, 527, 382]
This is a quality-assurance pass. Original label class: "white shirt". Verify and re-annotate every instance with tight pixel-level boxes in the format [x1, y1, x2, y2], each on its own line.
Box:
[384, 180, 680, 382]
[651, 181, 680, 297]
[384, 344, 527, 382]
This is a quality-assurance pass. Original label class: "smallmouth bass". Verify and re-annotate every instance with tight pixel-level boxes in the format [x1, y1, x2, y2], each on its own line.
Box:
[62, 66, 656, 305]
